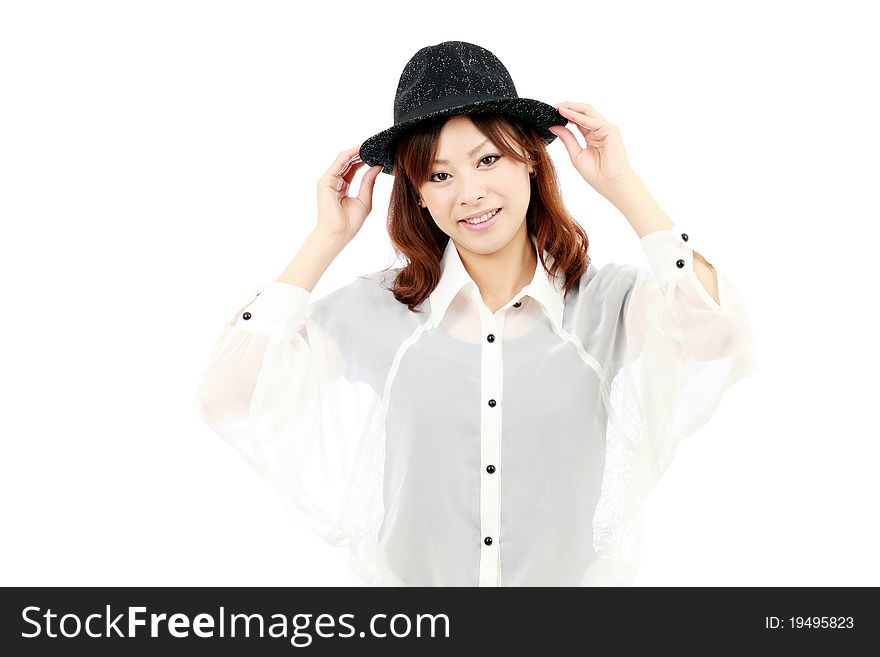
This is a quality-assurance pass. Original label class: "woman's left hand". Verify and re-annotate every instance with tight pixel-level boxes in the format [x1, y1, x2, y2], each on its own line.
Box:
[548, 102, 637, 199]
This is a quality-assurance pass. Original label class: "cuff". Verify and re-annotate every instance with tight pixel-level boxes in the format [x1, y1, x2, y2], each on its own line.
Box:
[640, 224, 695, 290]
[231, 281, 311, 335]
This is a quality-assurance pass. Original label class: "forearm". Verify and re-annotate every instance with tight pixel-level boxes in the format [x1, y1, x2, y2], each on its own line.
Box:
[275, 229, 348, 292]
[605, 173, 720, 305]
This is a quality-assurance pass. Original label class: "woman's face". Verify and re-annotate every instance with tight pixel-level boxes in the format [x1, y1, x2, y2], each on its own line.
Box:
[418, 115, 534, 256]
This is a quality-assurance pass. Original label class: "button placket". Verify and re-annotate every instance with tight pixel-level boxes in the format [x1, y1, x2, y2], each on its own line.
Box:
[478, 304, 503, 587]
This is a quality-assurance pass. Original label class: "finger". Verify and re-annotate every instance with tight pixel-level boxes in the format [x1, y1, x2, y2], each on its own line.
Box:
[324, 155, 364, 193]
[548, 125, 585, 162]
[334, 162, 364, 194]
[337, 152, 363, 177]
[323, 147, 363, 185]
[556, 106, 603, 132]
[356, 165, 383, 209]
[337, 156, 363, 180]
[557, 107, 608, 145]
[337, 157, 376, 195]
[555, 102, 607, 122]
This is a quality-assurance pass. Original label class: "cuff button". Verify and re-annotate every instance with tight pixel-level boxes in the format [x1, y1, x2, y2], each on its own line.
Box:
[242, 312, 252, 320]
[675, 259, 685, 268]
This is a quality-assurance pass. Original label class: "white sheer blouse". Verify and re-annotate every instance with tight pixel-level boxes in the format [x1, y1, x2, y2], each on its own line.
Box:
[193, 225, 759, 586]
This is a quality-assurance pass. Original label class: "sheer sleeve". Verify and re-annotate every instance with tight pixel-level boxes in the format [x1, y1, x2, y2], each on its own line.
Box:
[605, 224, 760, 491]
[192, 281, 383, 554]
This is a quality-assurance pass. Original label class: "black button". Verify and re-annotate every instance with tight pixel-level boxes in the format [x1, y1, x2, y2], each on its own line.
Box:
[486, 465, 495, 474]
[487, 334, 495, 342]
[676, 259, 685, 269]
[488, 399, 496, 407]
[513, 301, 522, 308]
[484, 536, 493, 546]
[242, 312, 252, 320]
[681, 232, 689, 241]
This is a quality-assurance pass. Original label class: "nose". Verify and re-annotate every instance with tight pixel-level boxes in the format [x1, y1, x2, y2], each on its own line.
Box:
[457, 177, 488, 207]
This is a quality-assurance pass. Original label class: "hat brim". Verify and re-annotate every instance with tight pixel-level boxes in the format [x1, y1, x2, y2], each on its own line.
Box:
[359, 97, 569, 176]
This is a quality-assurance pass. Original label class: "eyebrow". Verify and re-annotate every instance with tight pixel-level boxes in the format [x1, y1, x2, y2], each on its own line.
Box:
[433, 138, 492, 164]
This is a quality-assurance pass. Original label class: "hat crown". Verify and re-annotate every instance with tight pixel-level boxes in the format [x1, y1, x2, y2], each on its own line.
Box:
[359, 40, 564, 175]
[394, 41, 519, 125]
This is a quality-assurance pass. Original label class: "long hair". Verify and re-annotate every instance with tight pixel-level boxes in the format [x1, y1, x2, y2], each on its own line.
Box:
[381, 112, 591, 313]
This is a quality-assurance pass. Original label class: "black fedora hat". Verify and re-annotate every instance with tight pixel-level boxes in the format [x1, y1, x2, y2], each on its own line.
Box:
[359, 40, 569, 176]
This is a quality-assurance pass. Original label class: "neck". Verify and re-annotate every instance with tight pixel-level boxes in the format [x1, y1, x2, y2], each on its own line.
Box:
[456, 228, 538, 309]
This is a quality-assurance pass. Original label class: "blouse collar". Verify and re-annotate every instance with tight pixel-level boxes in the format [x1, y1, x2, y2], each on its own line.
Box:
[428, 233, 566, 331]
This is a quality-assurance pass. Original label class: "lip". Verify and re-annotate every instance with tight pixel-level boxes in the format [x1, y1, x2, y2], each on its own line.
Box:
[459, 208, 500, 232]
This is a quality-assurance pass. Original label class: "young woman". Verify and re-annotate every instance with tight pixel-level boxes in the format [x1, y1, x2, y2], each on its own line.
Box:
[194, 41, 759, 587]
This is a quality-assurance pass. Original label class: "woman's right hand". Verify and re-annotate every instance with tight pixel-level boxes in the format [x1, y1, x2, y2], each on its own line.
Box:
[316, 145, 384, 244]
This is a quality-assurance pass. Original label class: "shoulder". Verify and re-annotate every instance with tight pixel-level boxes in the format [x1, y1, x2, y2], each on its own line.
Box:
[564, 261, 646, 357]
[355, 267, 407, 308]
[306, 267, 409, 325]
[578, 260, 641, 301]
[357, 266, 402, 291]
[311, 267, 401, 303]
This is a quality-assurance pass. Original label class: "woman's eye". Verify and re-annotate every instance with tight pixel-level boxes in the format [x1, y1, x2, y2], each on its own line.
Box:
[429, 155, 501, 182]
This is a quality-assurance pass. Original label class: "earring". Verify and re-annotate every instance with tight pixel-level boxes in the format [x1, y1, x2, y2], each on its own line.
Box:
[529, 170, 536, 178]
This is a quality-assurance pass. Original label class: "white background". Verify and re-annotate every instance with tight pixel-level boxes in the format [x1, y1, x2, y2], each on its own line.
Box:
[3, 0, 878, 586]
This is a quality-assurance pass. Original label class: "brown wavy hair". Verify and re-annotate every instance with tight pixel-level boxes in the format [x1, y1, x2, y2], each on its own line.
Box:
[380, 112, 591, 314]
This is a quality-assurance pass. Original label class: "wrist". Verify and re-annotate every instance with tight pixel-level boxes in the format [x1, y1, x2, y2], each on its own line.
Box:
[310, 227, 349, 253]
[601, 169, 643, 205]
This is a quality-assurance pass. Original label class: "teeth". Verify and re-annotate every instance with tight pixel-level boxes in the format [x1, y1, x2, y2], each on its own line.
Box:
[463, 208, 499, 224]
